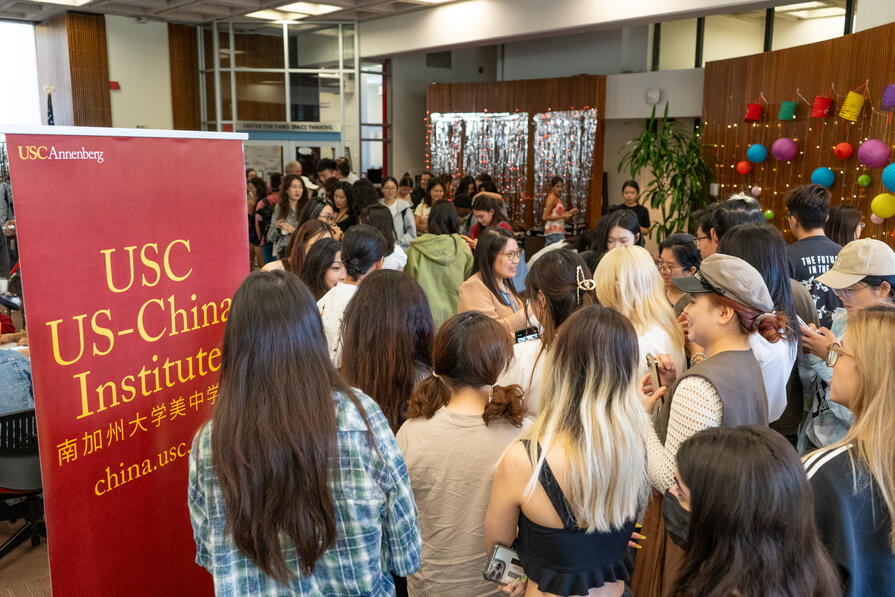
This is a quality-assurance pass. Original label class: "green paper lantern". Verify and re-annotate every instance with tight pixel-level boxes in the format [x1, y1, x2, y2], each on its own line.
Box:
[764, 209, 775, 221]
[858, 174, 872, 187]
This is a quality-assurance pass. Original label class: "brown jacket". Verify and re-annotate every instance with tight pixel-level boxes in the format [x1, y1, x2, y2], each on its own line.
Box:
[458, 273, 529, 336]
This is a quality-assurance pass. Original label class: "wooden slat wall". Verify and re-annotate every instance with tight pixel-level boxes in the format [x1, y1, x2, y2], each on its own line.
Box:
[168, 24, 201, 130]
[34, 14, 74, 126]
[66, 13, 111, 127]
[426, 75, 606, 228]
[703, 22, 895, 248]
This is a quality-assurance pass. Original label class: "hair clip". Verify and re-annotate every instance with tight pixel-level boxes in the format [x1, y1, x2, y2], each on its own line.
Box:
[576, 266, 596, 305]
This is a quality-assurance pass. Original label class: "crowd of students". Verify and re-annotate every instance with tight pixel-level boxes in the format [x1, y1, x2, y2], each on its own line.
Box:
[188, 174, 895, 597]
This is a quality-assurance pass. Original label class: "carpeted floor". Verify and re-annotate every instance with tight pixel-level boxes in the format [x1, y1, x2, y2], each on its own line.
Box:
[0, 519, 50, 597]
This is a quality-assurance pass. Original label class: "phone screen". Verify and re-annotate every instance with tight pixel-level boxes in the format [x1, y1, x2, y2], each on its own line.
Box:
[515, 327, 538, 343]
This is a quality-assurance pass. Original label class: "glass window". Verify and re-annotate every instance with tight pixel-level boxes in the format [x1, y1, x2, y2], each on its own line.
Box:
[204, 71, 216, 121]
[361, 72, 383, 124]
[342, 24, 355, 65]
[220, 71, 232, 121]
[703, 13, 764, 64]
[288, 24, 340, 70]
[362, 141, 384, 170]
[658, 18, 697, 70]
[772, 3, 845, 51]
[290, 73, 342, 122]
[361, 125, 387, 140]
[236, 72, 285, 121]
[233, 24, 284, 69]
[218, 25, 230, 68]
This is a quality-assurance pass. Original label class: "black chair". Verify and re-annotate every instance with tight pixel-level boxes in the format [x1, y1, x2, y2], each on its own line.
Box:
[0, 408, 44, 559]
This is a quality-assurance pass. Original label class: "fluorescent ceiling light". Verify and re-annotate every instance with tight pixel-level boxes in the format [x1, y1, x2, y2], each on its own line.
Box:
[36, 0, 92, 6]
[787, 7, 846, 18]
[276, 2, 340, 15]
[777, 2, 827, 11]
[245, 9, 306, 20]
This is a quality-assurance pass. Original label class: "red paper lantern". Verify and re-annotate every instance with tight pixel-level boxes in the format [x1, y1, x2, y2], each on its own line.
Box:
[812, 95, 834, 118]
[834, 142, 853, 160]
[745, 102, 763, 122]
[736, 161, 751, 175]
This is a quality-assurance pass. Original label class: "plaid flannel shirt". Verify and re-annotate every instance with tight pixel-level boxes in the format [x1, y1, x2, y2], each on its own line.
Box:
[188, 390, 421, 596]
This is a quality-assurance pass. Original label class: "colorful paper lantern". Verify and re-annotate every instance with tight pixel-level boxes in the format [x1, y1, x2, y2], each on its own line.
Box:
[746, 144, 768, 163]
[871, 193, 895, 219]
[751, 186, 762, 197]
[858, 139, 891, 169]
[839, 90, 867, 122]
[834, 142, 853, 160]
[858, 174, 872, 187]
[811, 95, 834, 118]
[778, 101, 797, 120]
[772, 137, 799, 161]
[745, 102, 763, 122]
[882, 164, 895, 193]
[764, 209, 774, 221]
[811, 167, 835, 188]
[882, 85, 895, 112]
[736, 161, 751, 175]
[871, 213, 885, 224]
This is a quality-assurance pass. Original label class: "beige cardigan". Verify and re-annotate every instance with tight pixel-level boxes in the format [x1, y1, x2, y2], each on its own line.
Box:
[457, 273, 529, 335]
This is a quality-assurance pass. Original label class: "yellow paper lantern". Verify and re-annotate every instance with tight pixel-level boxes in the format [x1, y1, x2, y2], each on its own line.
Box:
[871, 193, 895, 219]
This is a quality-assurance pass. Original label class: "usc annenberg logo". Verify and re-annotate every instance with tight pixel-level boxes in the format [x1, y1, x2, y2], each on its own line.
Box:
[17, 145, 104, 164]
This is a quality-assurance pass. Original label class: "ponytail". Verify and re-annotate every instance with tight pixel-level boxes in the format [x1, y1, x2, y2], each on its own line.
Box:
[405, 374, 450, 420]
[483, 384, 526, 427]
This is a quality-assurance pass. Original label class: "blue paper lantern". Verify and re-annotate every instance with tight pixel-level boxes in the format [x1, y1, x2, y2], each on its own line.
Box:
[747, 144, 768, 163]
[811, 167, 835, 188]
[882, 163, 895, 193]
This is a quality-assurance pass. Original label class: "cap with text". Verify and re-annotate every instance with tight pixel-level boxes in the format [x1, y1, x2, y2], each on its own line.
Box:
[816, 238, 895, 290]
[673, 253, 774, 313]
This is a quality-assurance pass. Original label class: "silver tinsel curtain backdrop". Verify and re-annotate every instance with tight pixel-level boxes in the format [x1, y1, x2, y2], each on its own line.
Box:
[429, 112, 529, 223]
[532, 108, 599, 227]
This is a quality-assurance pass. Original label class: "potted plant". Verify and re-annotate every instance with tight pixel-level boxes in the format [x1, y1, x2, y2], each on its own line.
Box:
[618, 103, 715, 242]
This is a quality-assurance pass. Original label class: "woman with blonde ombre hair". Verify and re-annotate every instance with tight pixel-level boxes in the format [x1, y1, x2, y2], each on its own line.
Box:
[594, 245, 686, 380]
[805, 305, 895, 596]
[485, 305, 650, 597]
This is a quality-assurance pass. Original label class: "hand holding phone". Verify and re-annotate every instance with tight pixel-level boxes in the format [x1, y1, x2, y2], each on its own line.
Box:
[484, 544, 525, 586]
[645, 353, 662, 397]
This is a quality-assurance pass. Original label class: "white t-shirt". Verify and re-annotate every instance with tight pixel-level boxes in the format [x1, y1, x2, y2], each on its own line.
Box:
[317, 282, 358, 366]
[497, 338, 547, 415]
[638, 324, 687, 383]
[749, 333, 798, 422]
[382, 245, 407, 271]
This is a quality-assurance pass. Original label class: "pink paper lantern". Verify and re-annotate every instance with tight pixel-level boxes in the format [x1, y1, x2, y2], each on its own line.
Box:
[871, 213, 885, 224]
[751, 186, 762, 196]
[772, 137, 798, 161]
[857, 139, 891, 169]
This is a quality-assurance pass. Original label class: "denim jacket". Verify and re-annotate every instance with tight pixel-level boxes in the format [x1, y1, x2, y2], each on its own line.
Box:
[0, 350, 34, 415]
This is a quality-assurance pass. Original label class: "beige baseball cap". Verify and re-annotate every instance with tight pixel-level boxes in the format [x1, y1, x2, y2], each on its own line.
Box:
[673, 253, 774, 313]
[816, 238, 895, 290]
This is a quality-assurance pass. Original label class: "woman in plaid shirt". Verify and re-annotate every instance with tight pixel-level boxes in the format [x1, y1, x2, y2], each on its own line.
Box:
[189, 270, 421, 596]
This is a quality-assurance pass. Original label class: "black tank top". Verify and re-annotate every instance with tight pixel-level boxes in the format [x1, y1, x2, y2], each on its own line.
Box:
[515, 440, 636, 596]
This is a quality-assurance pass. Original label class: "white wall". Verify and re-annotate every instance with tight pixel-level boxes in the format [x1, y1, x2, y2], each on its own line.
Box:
[855, 0, 895, 32]
[659, 18, 698, 70]
[703, 14, 764, 62]
[773, 16, 844, 50]
[391, 45, 498, 177]
[0, 22, 40, 125]
[500, 27, 649, 80]
[105, 16, 173, 129]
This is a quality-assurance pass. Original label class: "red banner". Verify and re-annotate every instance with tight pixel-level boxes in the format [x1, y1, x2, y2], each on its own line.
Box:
[6, 129, 248, 596]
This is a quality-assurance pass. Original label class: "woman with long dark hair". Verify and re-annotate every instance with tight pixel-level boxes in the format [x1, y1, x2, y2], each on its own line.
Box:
[824, 204, 864, 247]
[266, 173, 310, 258]
[670, 426, 841, 597]
[579, 209, 644, 272]
[261, 219, 333, 274]
[414, 179, 445, 235]
[188, 271, 420, 594]
[299, 238, 345, 301]
[497, 249, 595, 414]
[360, 204, 406, 271]
[405, 200, 474, 328]
[398, 312, 526, 597]
[332, 181, 356, 233]
[469, 194, 512, 240]
[541, 176, 579, 246]
[718, 222, 806, 424]
[632, 253, 786, 597]
[486, 305, 649, 597]
[341, 270, 435, 433]
[458, 227, 529, 336]
[248, 177, 268, 269]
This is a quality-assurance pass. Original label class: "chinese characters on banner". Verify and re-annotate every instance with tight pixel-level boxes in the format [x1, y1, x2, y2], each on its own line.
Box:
[5, 128, 249, 596]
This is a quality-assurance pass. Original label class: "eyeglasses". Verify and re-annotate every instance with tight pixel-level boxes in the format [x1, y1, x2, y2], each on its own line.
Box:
[834, 283, 867, 300]
[319, 214, 336, 224]
[693, 235, 710, 244]
[499, 250, 522, 261]
[826, 342, 853, 367]
[657, 261, 682, 274]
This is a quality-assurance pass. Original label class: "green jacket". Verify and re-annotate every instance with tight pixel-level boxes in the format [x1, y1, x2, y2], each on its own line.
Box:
[405, 233, 474, 329]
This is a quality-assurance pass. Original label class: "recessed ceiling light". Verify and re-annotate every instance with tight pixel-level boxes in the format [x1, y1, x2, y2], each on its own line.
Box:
[276, 2, 340, 15]
[36, 0, 92, 6]
[245, 9, 306, 20]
